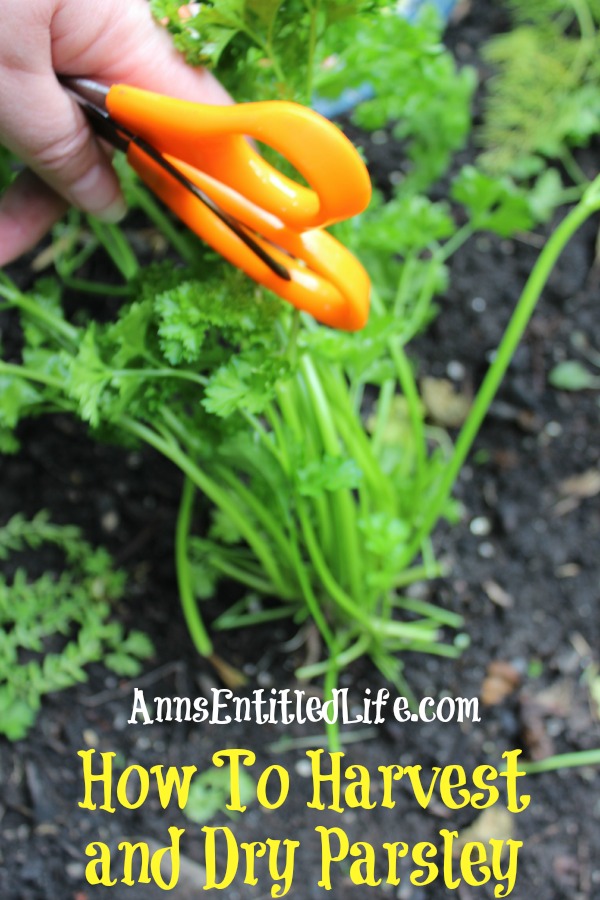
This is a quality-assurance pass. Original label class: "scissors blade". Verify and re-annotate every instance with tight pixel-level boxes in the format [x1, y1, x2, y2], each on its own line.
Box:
[59, 76, 291, 282]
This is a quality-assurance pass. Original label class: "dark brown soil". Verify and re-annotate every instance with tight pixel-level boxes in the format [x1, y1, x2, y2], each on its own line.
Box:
[1, 2, 599, 899]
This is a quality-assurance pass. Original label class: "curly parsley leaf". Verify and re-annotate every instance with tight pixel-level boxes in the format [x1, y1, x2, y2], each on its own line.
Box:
[316, 9, 476, 191]
[155, 270, 280, 366]
[151, 0, 377, 101]
[451, 166, 534, 236]
[0, 376, 42, 429]
[296, 456, 363, 496]
[203, 352, 291, 417]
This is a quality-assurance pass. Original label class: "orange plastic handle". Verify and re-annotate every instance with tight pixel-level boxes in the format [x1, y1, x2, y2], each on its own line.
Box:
[106, 84, 371, 231]
[127, 143, 370, 331]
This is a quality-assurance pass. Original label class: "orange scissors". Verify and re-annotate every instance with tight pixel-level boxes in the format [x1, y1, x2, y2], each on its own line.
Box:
[60, 78, 372, 331]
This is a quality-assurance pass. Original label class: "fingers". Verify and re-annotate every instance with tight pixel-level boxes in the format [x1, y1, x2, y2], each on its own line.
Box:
[0, 0, 231, 266]
[52, 0, 232, 106]
[0, 168, 68, 266]
[0, 69, 126, 224]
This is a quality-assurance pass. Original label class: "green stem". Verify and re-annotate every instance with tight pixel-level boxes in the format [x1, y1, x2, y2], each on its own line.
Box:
[296, 632, 371, 679]
[112, 368, 208, 387]
[176, 478, 213, 656]
[119, 415, 289, 596]
[208, 555, 280, 593]
[560, 147, 589, 187]
[392, 562, 446, 588]
[323, 658, 341, 751]
[440, 223, 475, 262]
[570, 0, 596, 82]
[296, 499, 373, 630]
[399, 180, 600, 568]
[276, 375, 333, 559]
[129, 182, 198, 264]
[286, 309, 301, 363]
[59, 276, 132, 298]
[287, 531, 336, 649]
[0, 361, 64, 390]
[523, 748, 600, 775]
[0, 279, 78, 344]
[240, 410, 287, 469]
[214, 605, 299, 630]
[393, 253, 419, 320]
[53, 221, 99, 279]
[325, 371, 394, 503]
[87, 218, 139, 280]
[389, 340, 426, 484]
[330, 404, 393, 514]
[393, 596, 463, 629]
[301, 355, 363, 597]
[371, 379, 395, 456]
[215, 465, 298, 578]
[305, 0, 321, 103]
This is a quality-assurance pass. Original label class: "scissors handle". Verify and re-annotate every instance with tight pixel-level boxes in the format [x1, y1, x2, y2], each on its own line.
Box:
[106, 84, 371, 231]
[127, 143, 370, 330]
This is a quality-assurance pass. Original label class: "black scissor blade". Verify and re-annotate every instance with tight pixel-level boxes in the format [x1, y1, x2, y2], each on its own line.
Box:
[59, 75, 291, 282]
[133, 136, 291, 281]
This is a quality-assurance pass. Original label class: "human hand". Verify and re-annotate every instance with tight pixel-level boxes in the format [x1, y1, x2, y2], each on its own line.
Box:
[0, 0, 230, 266]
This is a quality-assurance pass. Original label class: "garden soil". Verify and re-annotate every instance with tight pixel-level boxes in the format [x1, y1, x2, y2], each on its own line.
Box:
[0, 2, 599, 898]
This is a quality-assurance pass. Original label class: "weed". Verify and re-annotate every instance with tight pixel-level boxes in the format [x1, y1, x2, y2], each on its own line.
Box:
[0, 512, 153, 740]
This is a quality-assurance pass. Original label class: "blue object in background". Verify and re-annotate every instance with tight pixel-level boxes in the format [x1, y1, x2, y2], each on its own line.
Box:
[398, 0, 458, 23]
[312, 0, 458, 119]
[312, 83, 376, 120]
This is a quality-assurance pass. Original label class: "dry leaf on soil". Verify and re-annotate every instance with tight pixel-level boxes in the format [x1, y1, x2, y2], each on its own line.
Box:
[421, 377, 472, 427]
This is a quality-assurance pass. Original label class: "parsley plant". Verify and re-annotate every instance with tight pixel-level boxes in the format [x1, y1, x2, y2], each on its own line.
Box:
[2, 2, 597, 746]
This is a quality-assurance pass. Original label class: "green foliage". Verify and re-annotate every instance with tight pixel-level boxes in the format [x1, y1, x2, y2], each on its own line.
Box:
[315, 8, 476, 191]
[479, 0, 600, 202]
[0, 1, 575, 744]
[184, 765, 256, 823]
[504, 0, 600, 29]
[549, 360, 600, 390]
[150, 0, 376, 102]
[149, 1, 474, 191]
[0, 513, 153, 740]
[450, 166, 534, 236]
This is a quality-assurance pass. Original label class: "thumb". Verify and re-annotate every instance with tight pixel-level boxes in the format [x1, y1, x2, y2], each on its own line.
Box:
[0, 69, 126, 222]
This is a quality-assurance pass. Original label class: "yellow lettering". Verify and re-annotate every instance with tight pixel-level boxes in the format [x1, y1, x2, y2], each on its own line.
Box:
[439, 766, 470, 809]
[78, 749, 116, 813]
[316, 826, 349, 889]
[151, 765, 197, 809]
[119, 841, 151, 886]
[344, 765, 376, 810]
[116, 764, 150, 810]
[410, 841, 438, 886]
[404, 766, 440, 809]
[212, 749, 256, 812]
[239, 840, 266, 887]
[267, 838, 300, 899]
[440, 829, 460, 889]
[85, 841, 116, 886]
[460, 841, 490, 888]
[490, 838, 522, 898]
[501, 751, 530, 813]
[378, 764, 403, 808]
[150, 827, 184, 891]
[307, 751, 344, 813]
[382, 841, 408, 886]
[256, 765, 289, 810]
[471, 765, 500, 809]
[349, 841, 381, 886]
[203, 826, 239, 890]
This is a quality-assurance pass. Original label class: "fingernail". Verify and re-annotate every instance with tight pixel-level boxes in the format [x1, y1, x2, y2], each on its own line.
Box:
[71, 163, 127, 222]
[94, 195, 128, 223]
